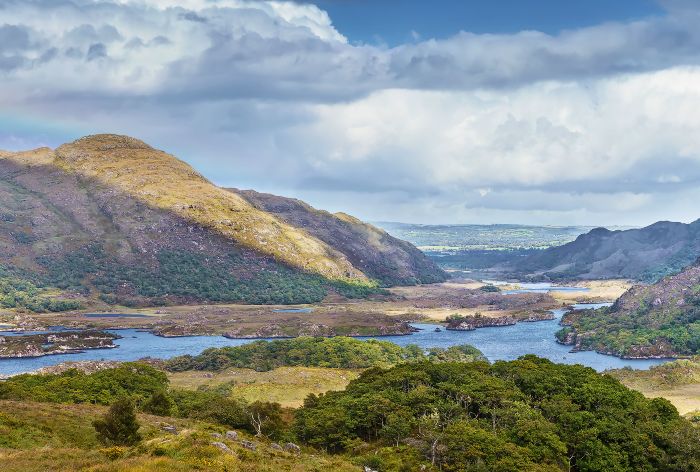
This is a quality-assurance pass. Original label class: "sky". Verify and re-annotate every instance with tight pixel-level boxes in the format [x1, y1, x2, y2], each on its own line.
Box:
[2, 0, 700, 226]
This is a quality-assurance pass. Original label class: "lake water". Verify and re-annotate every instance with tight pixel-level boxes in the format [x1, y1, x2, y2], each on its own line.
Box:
[0, 302, 667, 376]
[483, 280, 591, 295]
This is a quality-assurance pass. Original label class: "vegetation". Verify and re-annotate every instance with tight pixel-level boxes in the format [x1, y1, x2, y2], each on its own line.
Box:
[558, 290, 700, 357]
[0, 363, 169, 405]
[0, 265, 80, 313]
[92, 397, 142, 446]
[2, 352, 700, 471]
[164, 337, 486, 373]
[295, 356, 700, 471]
[0, 399, 359, 472]
[38, 245, 380, 306]
[169, 366, 362, 408]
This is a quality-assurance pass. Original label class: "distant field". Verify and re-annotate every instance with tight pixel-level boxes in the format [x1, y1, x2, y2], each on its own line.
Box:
[376, 222, 596, 250]
[377, 222, 633, 272]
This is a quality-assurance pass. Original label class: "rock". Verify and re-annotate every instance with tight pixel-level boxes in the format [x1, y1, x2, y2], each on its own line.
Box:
[240, 440, 257, 451]
[270, 442, 283, 451]
[225, 430, 238, 440]
[161, 424, 177, 434]
[364, 467, 378, 472]
[211, 432, 222, 439]
[284, 442, 301, 454]
[211, 441, 234, 454]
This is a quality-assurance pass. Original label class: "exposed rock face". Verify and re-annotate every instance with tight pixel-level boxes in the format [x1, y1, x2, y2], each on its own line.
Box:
[506, 221, 700, 281]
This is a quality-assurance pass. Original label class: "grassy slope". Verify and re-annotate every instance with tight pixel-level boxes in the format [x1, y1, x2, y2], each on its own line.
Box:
[0, 400, 359, 472]
[169, 366, 360, 408]
[609, 358, 700, 415]
[53, 135, 366, 283]
[232, 189, 447, 285]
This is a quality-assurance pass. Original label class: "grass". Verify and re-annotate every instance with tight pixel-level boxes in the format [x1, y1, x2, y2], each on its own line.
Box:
[169, 367, 361, 408]
[0, 400, 360, 471]
[608, 358, 700, 415]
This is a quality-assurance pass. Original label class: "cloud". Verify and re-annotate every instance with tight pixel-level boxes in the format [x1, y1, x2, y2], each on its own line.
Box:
[2, 0, 700, 225]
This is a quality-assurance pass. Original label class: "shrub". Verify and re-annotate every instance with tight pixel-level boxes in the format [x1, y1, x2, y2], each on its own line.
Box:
[93, 397, 141, 446]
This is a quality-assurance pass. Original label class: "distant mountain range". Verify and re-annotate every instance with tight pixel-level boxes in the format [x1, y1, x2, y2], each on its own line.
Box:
[505, 221, 700, 281]
[0, 134, 445, 310]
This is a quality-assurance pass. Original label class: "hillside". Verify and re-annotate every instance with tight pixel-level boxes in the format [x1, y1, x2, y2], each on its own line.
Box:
[2, 355, 699, 472]
[558, 261, 700, 357]
[231, 189, 446, 285]
[0, 134, 444, 310]
[507, 220, 700, 281]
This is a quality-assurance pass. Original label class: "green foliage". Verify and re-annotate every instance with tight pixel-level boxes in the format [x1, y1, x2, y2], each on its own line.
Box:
[165, 337, 479, 372]
[247, 400, 285, 438]
[169, 389, 249, 429]
[142, 390, 175, 416]
[479, 284, 501, 292]
[92, 397, 141, 446]
[0, 363, 168, 405]
[38, 246, 382, 306]
[294, 356, 700, 471]
[560, 300, 700, 357]
[425, 344, 487, 363]
[0, 264, 81, 313]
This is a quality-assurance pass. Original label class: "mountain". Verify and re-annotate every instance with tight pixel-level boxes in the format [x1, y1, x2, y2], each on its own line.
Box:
[0, 134, 445, 310]
[558, 260, 700, 357]
[230, 189, 446, 286]
[506, 220, 700, 281]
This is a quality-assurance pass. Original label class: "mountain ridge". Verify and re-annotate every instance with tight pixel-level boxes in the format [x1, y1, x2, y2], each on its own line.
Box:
[506, 219, 700, 281]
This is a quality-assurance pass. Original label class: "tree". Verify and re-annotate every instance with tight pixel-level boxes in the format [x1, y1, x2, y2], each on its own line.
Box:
[143, 390, 175, 416]
[247, 401, 284, 438]
[93, 397, 142, 446]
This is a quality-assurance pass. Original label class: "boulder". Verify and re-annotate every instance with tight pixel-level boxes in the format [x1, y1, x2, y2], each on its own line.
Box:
[240, 440, 257, 451]
[225, 430, 238, 440]
[284, 442, 301, 454]
[211, 441, 234, 454]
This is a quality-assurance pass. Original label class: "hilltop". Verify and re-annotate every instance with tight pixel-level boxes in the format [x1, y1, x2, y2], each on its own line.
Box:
[0, 134, 445, 310]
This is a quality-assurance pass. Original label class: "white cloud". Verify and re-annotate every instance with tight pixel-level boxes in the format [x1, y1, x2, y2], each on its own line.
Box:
[2, 0, 700, 224]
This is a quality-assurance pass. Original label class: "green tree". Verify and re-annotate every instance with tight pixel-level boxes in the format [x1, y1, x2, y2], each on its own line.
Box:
[142, 390, 175, 416]
[93, 397, 142, 446]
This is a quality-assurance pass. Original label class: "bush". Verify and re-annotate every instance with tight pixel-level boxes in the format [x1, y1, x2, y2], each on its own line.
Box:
[142, 390, 175, 416]
[93, 397, 141, 446]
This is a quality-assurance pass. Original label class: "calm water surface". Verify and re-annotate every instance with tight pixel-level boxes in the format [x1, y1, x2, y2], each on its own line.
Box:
[0, 299, 668, 375]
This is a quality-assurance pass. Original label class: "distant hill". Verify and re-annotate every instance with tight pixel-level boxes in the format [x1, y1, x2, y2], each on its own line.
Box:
[507, 220, 700, 281]
[0, 134, 445, 310]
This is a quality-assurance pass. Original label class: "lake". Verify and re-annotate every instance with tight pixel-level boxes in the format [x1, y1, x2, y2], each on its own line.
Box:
[0, 302, 667, 376]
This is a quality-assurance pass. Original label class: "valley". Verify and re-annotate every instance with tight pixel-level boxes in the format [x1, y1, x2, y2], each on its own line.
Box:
[3, 136, 700, 471]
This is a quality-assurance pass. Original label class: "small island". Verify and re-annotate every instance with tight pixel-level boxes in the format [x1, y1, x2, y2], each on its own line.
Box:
[0, 330, 119, 359]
